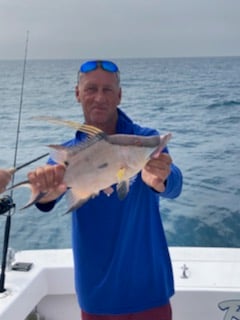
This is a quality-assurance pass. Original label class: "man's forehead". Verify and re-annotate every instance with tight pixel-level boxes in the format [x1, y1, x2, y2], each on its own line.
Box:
[79, 69, 119, 86]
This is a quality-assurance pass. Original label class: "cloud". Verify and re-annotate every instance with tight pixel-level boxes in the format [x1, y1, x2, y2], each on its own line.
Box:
[0, 0, 240, 59]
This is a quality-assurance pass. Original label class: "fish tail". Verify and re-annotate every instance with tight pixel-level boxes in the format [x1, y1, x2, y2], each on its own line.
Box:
[6, 180, 30, 191]
[7, 180, 47, 210]
[20, 191, 47, 210]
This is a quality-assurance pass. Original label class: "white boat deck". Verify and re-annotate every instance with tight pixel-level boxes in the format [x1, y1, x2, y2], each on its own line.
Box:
[0, 247, 240, 320]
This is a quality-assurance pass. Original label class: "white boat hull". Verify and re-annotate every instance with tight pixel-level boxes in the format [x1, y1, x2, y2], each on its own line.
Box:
[0, 247, 239, 320]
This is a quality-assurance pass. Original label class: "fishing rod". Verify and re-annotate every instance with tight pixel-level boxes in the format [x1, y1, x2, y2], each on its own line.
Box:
[0, 153, 49, 216]
[0, 31, 30, 293]
[8, 152, 49, 175]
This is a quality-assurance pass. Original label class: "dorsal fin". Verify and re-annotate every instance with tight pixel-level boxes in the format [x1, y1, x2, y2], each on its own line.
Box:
[33, 116, 103, 137]
[80, 124, 104, 136]
[48, 131, 106, 162]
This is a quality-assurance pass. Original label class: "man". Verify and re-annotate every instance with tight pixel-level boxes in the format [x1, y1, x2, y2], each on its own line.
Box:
[0, 169, 11, 193]
[28, 60, 183, 320]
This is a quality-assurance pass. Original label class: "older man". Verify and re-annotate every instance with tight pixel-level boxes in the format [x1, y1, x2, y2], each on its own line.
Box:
[28, 60, 183, 320]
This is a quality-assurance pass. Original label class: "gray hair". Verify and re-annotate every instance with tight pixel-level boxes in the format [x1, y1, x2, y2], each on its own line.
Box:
[77, 70, 121, 86]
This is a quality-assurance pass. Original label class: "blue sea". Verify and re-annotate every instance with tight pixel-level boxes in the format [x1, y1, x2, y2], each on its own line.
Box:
[0, 57, 240, 255]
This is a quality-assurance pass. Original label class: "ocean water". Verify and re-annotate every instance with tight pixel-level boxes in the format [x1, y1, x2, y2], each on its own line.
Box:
[0, 57, 239, 255]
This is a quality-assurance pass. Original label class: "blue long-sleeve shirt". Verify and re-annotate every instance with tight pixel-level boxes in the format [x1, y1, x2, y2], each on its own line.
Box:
[37, 108, 183, 314]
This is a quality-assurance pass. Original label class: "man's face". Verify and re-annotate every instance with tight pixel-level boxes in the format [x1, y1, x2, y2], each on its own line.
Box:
[76, 68, 121, 130]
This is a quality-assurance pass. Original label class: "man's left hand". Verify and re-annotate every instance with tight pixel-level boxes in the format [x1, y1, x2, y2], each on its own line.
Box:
[141, 153, 172, 192]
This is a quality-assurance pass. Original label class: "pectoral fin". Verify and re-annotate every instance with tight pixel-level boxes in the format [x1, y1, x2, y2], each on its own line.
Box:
[116, 167, 129, 200]
[117, 167, 126, 181]
[116, 180, 129, 200]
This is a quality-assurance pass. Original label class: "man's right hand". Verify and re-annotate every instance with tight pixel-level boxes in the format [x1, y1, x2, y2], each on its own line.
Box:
[0, 169, 12, 193]
[27, 164, 67, 203]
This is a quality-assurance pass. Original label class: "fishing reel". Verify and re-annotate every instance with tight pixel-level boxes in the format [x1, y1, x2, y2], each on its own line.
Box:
[0, 195, 15, 215]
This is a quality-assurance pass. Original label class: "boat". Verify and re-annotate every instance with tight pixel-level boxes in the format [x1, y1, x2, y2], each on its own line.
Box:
[1, 36, 239, 320]
[0, 246, 239, 320]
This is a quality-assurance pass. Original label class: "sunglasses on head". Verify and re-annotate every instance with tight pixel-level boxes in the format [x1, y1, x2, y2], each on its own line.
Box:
[79, 60, 119, 73]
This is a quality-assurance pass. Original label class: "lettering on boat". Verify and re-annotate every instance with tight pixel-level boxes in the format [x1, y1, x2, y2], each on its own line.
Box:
[218, 300, 240, 320]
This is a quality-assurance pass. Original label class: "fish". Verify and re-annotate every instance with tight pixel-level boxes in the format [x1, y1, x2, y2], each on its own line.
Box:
[10, 117, 172, 213]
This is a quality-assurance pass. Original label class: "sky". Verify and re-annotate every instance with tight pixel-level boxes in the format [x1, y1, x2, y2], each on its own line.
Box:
[0, 0, 240, 60]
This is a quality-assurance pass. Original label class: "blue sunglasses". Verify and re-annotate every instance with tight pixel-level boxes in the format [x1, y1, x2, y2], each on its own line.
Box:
[79, 60, 119, 73]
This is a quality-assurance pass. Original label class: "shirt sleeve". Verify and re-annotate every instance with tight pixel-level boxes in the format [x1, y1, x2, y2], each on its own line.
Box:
[160, 163, 183, 199]
[36, 200, 56, 212]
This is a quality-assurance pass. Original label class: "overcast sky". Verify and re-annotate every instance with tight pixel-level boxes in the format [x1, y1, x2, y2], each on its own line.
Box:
[0, 0, 240, 60]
